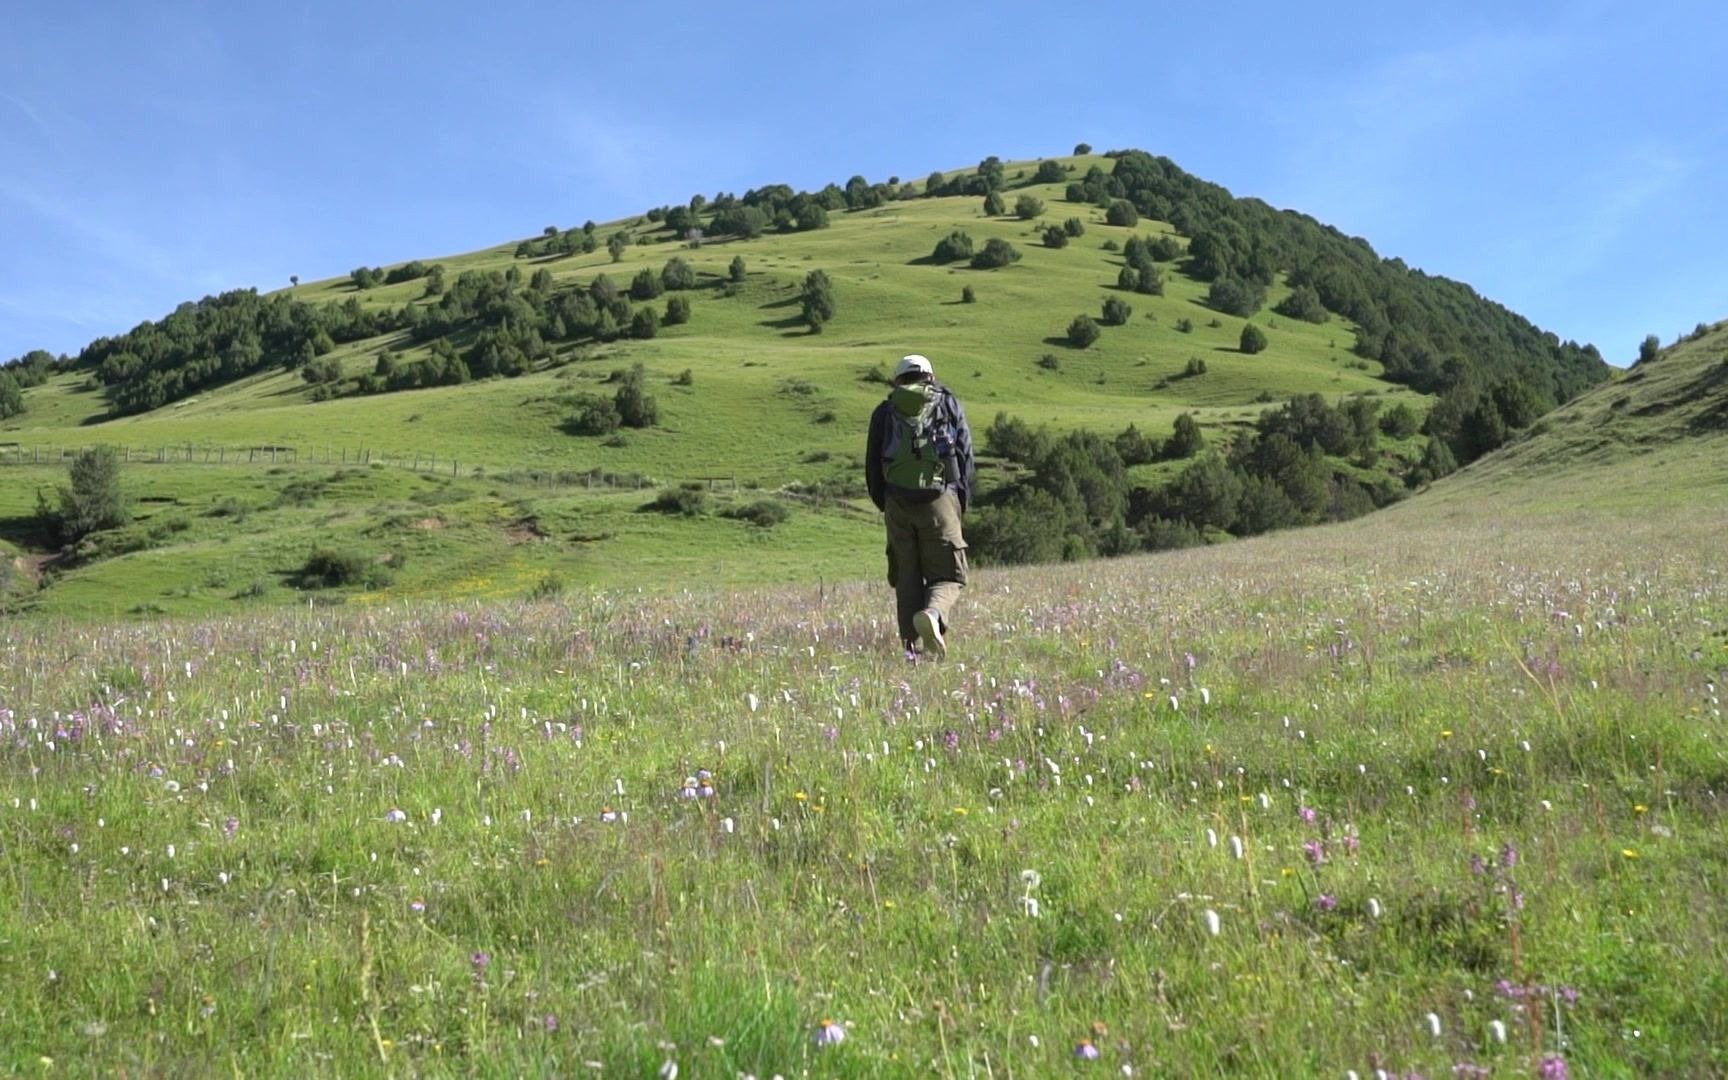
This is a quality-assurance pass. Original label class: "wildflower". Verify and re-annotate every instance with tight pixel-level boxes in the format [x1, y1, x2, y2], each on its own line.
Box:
[1537, 1056, 1568, 1080]
[813, 1019, 846, 1046]
[1021, 869, 1042, 889]
[1298, 805, 1317, 824]
[222, 817, 239, 840]
[542, 1014, 558, 1033]
[678, 778, 699, 799]
[384, 809, 407, 823]
[1315, 894, 1337, 912]
[1500, 842, 1518, 868]
[1302, 840, 1326, 866]
[1202, 909, 1220, 936]
[1074, 1039, 1100, 1060]
[410, 898, 426, 913]
[470, 951, 491, 976]
[1341, 834, 1359, 856]
[599, 807, 618, 823]
[1621, 848, 1639, 859]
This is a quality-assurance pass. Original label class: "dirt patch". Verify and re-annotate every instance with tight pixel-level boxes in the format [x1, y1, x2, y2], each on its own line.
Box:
[412, 517, 446, 530]
[505, 518, 549, 545]
[15, 552, 61, 587]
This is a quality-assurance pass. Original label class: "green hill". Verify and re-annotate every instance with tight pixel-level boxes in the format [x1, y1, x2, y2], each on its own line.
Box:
[0, 149, 1617, 616]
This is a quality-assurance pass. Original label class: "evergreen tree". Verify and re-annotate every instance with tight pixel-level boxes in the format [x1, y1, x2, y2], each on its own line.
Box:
[56, 446, 128, 541]
[1067, 314, 1101, 348]
[1105, 200, 1139, 227]
[729, 255, 747, 282]
[1240, 323, 1268, 354]
[970, 238, 1021, 269]
[1101, 297, 1132, 326]
[982, 190, 1006, 216]
[1015, 194, 1045, 220]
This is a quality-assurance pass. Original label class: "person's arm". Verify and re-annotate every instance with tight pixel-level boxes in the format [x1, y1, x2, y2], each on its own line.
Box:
[947, 391, 975, 513]
[865, 402, 886, 511]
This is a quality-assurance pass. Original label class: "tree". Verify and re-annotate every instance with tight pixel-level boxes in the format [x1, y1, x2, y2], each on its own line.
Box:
[1101, 297, 1132, 326]
[1240, 323, 1268, 354]
[1074, 142, 1092, 155]
[1015, 194, 1045, 220]
[56, 446, 127, 541]
[1063, 217, 1085, 237]
[630, 268, 664, 301]
[1114, 423, 1160, 466]
[665, 295, 692, 325]
[983, 191, 1006, 217]
[1166, 413, 1205, 459]
[961, 285, 976, 304]
[970, 238, 1021, 269]
[729, 255, 747, 282]
[1043, 226, 1068, 248]
[0, 372, 21, 420]
[1034, 160, 1067, 184]
[1638, 334, 1661, 365]
[1135, 266, 1163, 295]
[630, 307, 660, 339]
[1380, 402, 1419, 439]
[977, 155, 1006, 191]
[1105, 200, 1139, 227]
[1117, 266, 1138, 291]
[614, 363, 659, 427]
[1274, 283, 1328, 323]
[932, 231, 974, 263]
[801, 269, 836, 332]
[1067, 314, 1101, 348]
[1209, 277, 1267, 317]
[661, 257, 697, 290]
[607, 234, 628, 262]
[289, 275, 299, 287]
[565, 393, 622, 436]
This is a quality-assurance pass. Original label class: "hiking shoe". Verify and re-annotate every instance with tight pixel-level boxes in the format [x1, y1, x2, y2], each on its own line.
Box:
[913, 609, 946, 659]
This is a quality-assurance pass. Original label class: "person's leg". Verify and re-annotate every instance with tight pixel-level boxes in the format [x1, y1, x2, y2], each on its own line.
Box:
[884, 500, 924, 648]
[915, 490, 968, 636]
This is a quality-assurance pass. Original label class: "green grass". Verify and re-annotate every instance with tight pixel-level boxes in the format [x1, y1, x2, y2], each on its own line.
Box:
[2, 488, 1724, 1076]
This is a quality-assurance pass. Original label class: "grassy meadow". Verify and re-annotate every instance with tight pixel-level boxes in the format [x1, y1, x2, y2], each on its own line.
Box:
[3, 479, 1726, 1076]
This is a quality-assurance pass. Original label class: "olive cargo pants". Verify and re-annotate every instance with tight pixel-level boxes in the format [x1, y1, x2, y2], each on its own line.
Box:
[884, 489, 968, 648]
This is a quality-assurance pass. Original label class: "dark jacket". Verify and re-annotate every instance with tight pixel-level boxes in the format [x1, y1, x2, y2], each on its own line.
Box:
[865, 382, 975, 512]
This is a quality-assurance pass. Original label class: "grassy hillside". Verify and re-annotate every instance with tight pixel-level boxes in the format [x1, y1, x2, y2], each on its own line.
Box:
[0, 151, 1608, 616]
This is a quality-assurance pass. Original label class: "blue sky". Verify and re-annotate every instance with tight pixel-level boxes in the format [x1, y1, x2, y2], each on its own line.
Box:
[3, 1, 1723, 366]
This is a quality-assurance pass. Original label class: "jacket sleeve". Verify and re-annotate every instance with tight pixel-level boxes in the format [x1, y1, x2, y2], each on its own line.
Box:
[947, 391, 976, 513]
[865, 401, 886, 511]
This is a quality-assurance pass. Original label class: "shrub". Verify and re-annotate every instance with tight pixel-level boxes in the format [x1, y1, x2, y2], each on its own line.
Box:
[1208, 277, 1267, 317]
[1274, 283, 1328, 323]
[1015, 194, 1045, 220]
[661, 257, 697, 290]
[566, 393, 622, 435]
[1380, 402, 1420, 438]
[1063, 217, 1085, 237]
[614, 363, 659, 427]
[673, 367, 694, 386]
[800, 269, 836, 331]
[725, 500, 791, 528]
[1067, 314, 1101, 348]
[1101, 297, 1132, 326]
[1117, 266, 1138, 291]
[961, 285, 976, 304]
[1037, 353, 1061, 371]
[645, 488, 707, 516]
[729, 255, 747, 282]
[982, 191, 1006, 216]
[664, 295, 691, 325]
[1138, 516, 1202, 551]
[1043, 226, 1068, 248]
[931, 231, 974, 263]
[1114, 423, 1160, 466]
[1240, 323, 1269, 354]
[299, 547, 369, 588]
[970, 238, 1021, 269]
[1166, 412, 1205, 458]
[1033, 160, 1067, 184]
[1073, 142, 1092, 154]
[527, 572, 565, 600]
[631, 307, 660, 339]
[1176, 317, 1194, 333]
[1637, 334, 1661, 365]
[1134, 266, 1163, 295]
[630, 268, 664, 301]
[1105, 200, 1139, 227]
[1183, 356, 1208, 378]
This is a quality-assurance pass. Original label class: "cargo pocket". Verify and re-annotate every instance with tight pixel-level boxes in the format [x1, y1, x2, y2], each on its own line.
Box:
[940, 540, 969, 587]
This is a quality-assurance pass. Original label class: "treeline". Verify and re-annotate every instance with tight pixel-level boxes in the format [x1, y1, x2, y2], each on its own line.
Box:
[77, 291, 403, 416]
[970, 395, 1431, 564]
[0, 348, 61, 419]
[1067, 151, 1609, 412]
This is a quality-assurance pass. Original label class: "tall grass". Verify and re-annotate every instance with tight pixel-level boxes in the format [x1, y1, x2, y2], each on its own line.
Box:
[1, 505, 1724, 1075]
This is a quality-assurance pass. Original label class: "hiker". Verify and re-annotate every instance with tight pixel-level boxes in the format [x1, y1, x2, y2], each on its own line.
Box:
[865, 354, 975, 658]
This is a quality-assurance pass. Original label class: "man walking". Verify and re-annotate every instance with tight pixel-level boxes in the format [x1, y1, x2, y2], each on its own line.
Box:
[865, 354, 975, 658]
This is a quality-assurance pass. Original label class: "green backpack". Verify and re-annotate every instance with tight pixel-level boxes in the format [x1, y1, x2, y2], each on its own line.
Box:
[883, 383, 955, 492]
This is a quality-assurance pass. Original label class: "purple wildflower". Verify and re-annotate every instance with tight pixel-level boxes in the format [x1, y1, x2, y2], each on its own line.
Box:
[1303, 840, 1326, 866]
[1315, 894, 1337, 912]
[1073, 1040, 1100, 1060]
[1341, 834, 1360, 856]
[1537, 1056, 1568, 1080]
[1500, 842, 1518, 868]
[222, 816, 239, 840]
[1469, 853, 1486, 875]
[1298, 806, 1317, 825]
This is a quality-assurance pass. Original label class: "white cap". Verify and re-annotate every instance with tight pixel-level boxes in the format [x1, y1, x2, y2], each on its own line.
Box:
[893, 354, 933, 381]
